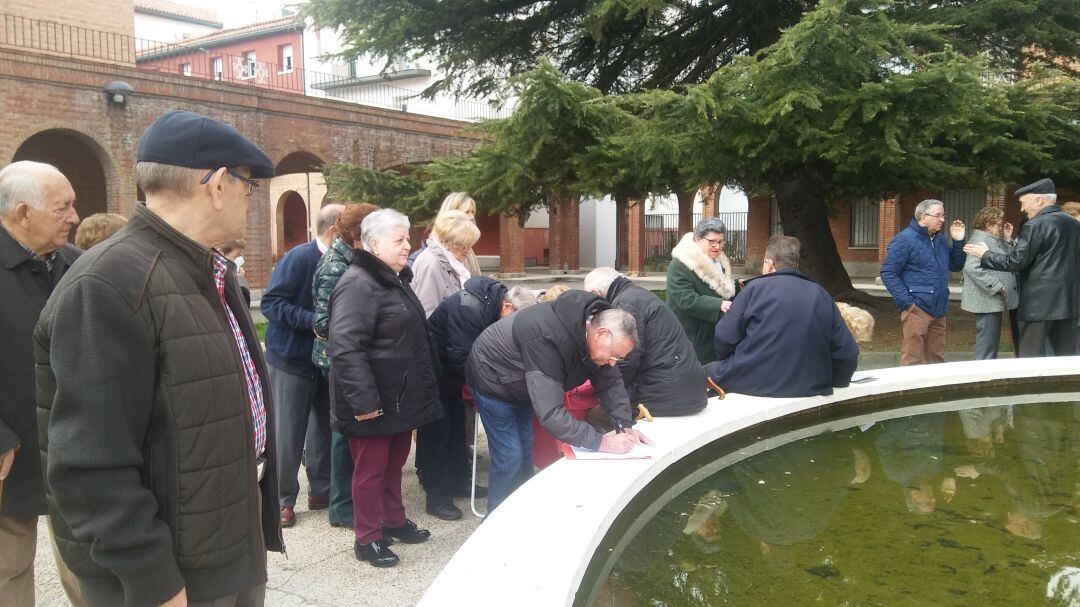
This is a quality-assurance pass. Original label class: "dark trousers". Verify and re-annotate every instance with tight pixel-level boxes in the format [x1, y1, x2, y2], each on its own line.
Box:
[416, 375, 471, 507]
[348, 432, 411, 544]
[322, 369, 355, 527]
[269, 366, 331, 508]
[1019, 318, 1080, 358]
[973, 312, 1003, 360]
[329, 431, 354, 526]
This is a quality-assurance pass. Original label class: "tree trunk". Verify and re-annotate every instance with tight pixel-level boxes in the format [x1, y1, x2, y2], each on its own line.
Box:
[614, 196, 629, 271]
[676, 188, 696, 236]
[771, 171, 858, 299]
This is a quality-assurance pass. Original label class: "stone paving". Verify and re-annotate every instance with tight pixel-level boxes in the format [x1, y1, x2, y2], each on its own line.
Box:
[33, 433, 491, 606]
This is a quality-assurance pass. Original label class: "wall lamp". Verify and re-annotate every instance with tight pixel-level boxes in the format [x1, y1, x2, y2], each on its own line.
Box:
[104, 81, 134, 106]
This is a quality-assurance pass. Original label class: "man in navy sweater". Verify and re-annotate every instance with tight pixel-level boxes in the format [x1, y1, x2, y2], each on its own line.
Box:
[705, 236, 860, 398]
[261, 203, 343, 527]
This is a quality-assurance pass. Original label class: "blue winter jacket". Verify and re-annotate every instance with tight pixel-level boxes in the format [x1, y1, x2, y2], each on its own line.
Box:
[704, 269, 859, 398]
[261, 240, 321, 376]
[880, 219, 965, 318]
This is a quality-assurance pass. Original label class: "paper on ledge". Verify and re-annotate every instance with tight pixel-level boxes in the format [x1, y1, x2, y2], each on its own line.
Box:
[564, 442, 657, 460]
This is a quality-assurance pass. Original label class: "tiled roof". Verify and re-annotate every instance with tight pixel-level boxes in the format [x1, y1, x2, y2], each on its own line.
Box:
[134, 0, 223, 28]
[162, 15, 303, 48]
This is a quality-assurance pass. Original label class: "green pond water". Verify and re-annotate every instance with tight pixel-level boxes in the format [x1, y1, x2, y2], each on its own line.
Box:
[593, 399, 1080, 606]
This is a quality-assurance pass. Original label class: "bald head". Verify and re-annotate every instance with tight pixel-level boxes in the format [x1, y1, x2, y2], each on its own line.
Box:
[0, 160, 68, 216]
[317, 204, 345, 239]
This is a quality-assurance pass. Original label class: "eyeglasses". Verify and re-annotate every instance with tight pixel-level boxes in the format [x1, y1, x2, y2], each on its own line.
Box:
[606, 333, 625, 364]
[701, 236, 725, 249]
[925, 213, 946, 219]
[200, 168, 260, 197]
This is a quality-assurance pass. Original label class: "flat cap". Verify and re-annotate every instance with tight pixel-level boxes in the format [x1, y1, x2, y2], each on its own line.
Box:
[1014, 178, 1055, 197]
[137, 110, 275, 179]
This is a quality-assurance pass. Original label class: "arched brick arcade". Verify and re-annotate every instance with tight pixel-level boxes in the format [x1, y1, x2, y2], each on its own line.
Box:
[12, 129, 113, 226]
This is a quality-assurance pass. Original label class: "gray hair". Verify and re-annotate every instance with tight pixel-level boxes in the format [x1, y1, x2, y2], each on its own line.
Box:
[1042, 193, 1058, 205]
[360, 208, 410, 251]
[0, 160, 65, 215]
[765, 235, 801, 270]
[136, 161, 202, 197]
[914, 199, 944, 220]
[317, 204, 345, 237]
[589, 308, 638, 348]
[693, 217, 726, 239]
[583, 267, 622, 297]
[503, 286, 538, 311]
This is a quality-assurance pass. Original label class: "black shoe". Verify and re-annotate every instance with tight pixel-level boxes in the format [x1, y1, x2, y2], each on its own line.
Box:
[426, 503, 463, 521]
[354, 540, 399, 567]
[383, 519, 431, 544]
[453, 485, 488, 499]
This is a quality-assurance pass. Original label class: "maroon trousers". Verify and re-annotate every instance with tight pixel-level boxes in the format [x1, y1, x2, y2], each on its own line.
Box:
[348, 432, 412, 544]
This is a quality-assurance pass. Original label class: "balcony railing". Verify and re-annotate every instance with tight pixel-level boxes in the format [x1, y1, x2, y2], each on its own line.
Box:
[1, 13, 511, 122]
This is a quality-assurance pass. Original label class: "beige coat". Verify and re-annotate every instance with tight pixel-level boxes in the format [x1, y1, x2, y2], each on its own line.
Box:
[412, 239, 466, 317]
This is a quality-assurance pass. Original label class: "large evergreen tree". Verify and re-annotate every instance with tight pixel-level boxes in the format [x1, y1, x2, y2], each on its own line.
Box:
[312, 0, 1078, 292]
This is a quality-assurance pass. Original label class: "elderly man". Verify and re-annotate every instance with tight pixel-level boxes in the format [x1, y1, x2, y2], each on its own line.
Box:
[35, 111, 281, 606]
[261, 203, 344, 528]
[704, 236, 859, 397]
[465, 290, 651, 512]
[964, 178, 1080, 357]
[880, 199, 966, 365]
[421, 277, 536, 519]
[0, 161, 83, 606]
[584, 267, 707, 416]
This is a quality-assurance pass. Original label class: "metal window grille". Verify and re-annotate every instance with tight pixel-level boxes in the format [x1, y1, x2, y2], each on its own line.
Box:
[940, 190, 986, 237]
[849, 198, 879, 248]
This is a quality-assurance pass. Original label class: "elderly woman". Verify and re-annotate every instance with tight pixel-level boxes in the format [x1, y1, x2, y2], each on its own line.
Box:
[411, 208, 481, 519]
[412, 209, 482, 317]
[666, 217, 737, 364]
[311, 202, 380, 529]
[329, 208, 443, 567]
[961, 206, 1018, 359]
[438, 191, 482, 275]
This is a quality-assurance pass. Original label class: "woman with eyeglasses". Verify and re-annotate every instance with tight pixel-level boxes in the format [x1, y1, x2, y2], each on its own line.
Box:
[411, 208, 481, 521]
[666, 217, 737, 364]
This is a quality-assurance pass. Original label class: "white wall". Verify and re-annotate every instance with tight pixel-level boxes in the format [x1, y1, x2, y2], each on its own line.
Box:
[134, 13, 220, 42]
[578, 196, 617, 269]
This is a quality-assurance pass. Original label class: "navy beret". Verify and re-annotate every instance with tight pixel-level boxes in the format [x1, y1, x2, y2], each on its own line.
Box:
[1014, 178, 1055, 197]
[137, 110, 275, 179]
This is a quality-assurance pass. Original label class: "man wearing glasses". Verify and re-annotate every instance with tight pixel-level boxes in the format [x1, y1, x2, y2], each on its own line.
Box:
[465, 290, 652, 512]
[880, 198, 967, 365]
[35, 111, 282, 606]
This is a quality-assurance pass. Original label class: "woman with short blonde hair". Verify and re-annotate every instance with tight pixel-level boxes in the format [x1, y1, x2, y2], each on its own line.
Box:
[75, 212, 127, 250]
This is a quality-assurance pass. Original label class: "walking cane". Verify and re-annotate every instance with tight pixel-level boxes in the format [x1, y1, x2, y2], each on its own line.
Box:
[1000, 291, 1017, 357]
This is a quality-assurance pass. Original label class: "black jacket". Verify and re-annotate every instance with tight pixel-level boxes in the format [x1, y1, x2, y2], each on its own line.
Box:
[34, 204, 282, 606]
[606, 277, 707, 416]
[705, 269, 859, 398]
[0, 226, 78, 519]
[429, 276, 507, 380]
[465, 290, 635, 450]
[328, 248, 443, 437]
[980, 205, 1080, 322]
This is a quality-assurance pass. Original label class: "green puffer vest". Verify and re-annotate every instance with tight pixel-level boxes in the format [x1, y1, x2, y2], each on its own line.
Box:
[311, 235, 353, 371]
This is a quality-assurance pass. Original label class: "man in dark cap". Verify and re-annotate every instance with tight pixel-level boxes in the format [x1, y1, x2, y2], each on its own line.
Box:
[964, 178, 1080, 357]
[35, 110, 282, 606]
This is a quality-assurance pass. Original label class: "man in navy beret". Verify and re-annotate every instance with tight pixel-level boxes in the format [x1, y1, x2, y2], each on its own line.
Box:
[35, 110, 282, 606]
[965, 178, 1080, 356]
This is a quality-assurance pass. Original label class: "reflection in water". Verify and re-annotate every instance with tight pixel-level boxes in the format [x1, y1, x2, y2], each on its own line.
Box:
[596, 401, 1080, 607]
